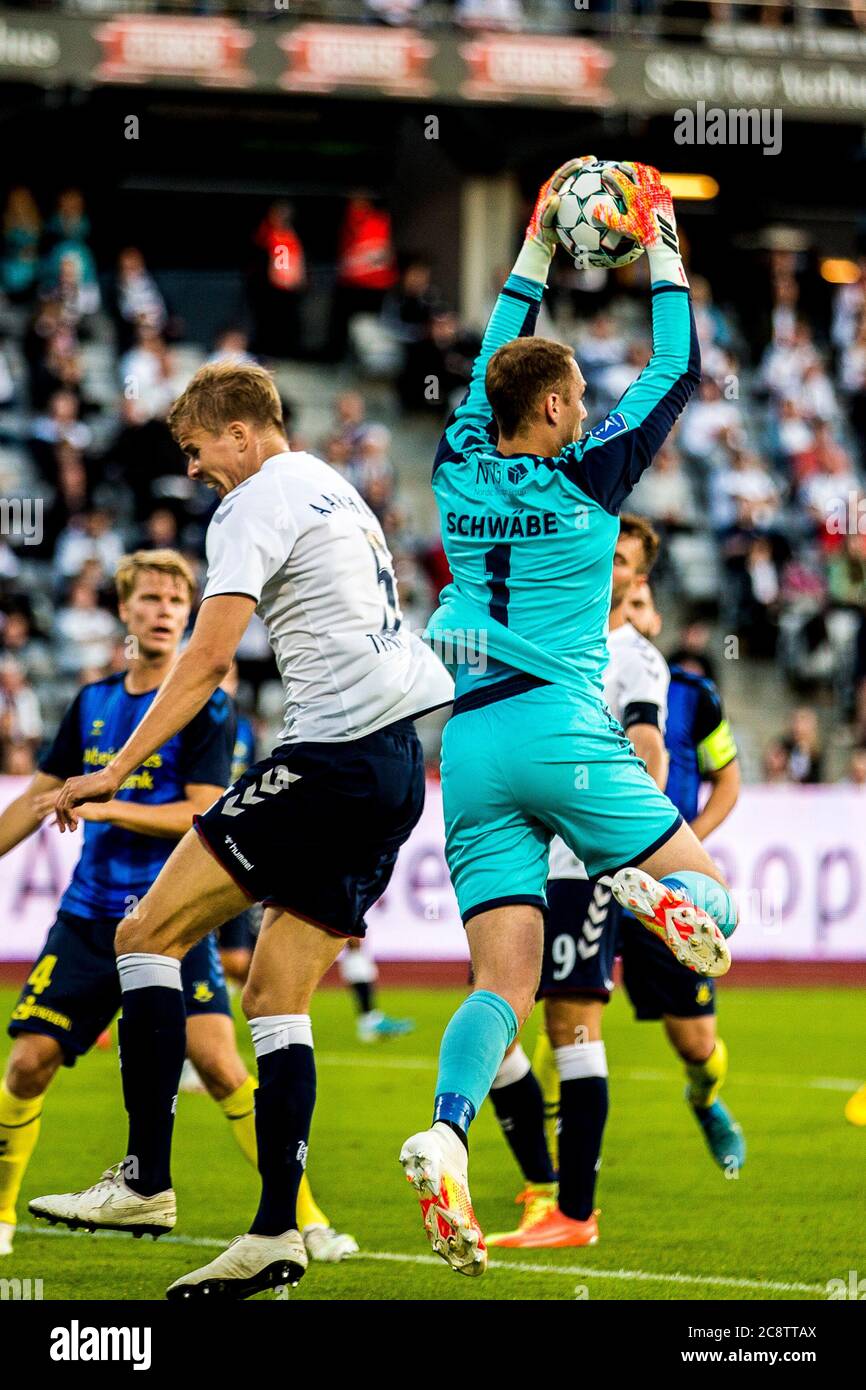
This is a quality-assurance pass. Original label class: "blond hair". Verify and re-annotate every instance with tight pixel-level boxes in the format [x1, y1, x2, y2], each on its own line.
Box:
[167, 361, 283, 440]
[619, 513, 661, 576]
[115, 549, 197, 606]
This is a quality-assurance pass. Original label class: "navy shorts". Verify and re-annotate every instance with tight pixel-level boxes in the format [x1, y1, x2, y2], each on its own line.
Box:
[8, 909, 230, 1065]
[540, 878, 716, 1020]
[194, 718, 426, 938]
[219, 908, 260, 954]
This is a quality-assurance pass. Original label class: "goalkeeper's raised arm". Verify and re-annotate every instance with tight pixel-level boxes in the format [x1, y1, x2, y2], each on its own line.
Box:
[563, 162, 701, 513]
[432, 156, 595, 471]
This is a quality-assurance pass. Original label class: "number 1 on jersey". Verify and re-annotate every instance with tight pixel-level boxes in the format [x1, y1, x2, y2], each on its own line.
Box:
[485, 543, 511, 625]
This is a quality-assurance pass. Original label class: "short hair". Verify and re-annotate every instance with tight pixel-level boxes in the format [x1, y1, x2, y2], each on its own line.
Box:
[485, 337, 576, 439]
[167, 362, 283, 440]
[115, 549, 196, 606]
[619, 513, 660, 576]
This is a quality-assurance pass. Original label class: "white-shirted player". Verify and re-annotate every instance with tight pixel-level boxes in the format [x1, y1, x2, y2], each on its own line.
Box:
[30, 362, 454, 1299]
[487, 514, 670, 1249]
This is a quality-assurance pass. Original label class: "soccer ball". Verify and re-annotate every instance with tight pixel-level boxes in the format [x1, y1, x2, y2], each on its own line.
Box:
[554, 160, 644, 271]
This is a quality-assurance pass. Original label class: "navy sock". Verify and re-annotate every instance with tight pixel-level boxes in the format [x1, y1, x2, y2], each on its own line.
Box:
[489, 1066, 556, 1185]
[558, 1076, 609, 1221]
[117, 955, 187, 1198]
[249, 1017, 316, 1237]
[352, 981, 373, 1016]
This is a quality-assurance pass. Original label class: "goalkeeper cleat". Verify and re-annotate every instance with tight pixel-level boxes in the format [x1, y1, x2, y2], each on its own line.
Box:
[166, 1230, 306, 1301]
[0, 1222, 13, 1256]
[487, 1182, 558, 1246]
[302, 1223, 359, 1262]
[488, 1205, 599, 1249]
[357, 1010, 415, 1043]
[400, 1122, 487, 1276]
[611, 868, 731, 978]
[689, 1097, 746, 1172]
[844, 1084, 866, 1127]
[29, 1163, 176, 1238]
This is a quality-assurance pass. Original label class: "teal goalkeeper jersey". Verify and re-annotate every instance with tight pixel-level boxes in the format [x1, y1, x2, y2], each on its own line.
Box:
[428, 270, 700, 701]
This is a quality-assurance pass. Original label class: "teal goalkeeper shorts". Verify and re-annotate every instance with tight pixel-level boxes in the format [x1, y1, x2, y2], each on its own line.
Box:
[441, 680, 682, 923]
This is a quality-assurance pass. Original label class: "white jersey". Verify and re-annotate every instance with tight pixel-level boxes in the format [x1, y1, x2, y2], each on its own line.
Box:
[203, 451, 454, 744]
[548, 621, 670, 881]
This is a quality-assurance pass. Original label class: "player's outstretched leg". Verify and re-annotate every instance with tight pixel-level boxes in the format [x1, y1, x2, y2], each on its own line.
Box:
[668, 1026, 746, 1172]
[400, 905, 541, 1276]
[29, 832, 250, 1239]
[612, 824, 738, 978]
[166, 906, 344, 1300]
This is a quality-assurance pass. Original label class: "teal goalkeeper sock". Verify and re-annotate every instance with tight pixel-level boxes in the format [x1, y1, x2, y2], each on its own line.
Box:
[662, 871, 737, 939]
[434, 990, 518, 1134]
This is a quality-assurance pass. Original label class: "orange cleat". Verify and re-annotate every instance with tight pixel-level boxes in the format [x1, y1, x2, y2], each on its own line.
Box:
[486, 1205, 600, 1249]
[486, 1183, 558, 1246]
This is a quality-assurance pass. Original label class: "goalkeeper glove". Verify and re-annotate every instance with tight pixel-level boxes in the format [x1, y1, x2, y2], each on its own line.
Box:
[514, 154, 597, 283]
[596, 162, 688, 288]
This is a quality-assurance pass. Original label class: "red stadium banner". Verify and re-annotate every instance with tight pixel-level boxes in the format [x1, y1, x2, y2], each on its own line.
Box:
[278, 24, 436, 97]
[459, 34, 613, 106]
[93, 15, 254, 88]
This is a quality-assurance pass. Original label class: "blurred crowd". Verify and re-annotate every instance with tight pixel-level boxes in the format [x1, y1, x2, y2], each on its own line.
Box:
[0, 185, 465, 774]
[18, 0, 866, 36]
[1, 180, 865, 784]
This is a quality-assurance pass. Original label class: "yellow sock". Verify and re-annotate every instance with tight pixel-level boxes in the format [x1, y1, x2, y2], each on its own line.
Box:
[296, 1172, 329, 1232]
[218, 1076, 258, 1166]
[532, 1024, 561, 1170]
[685, 1038, 728, 1108]
[0, 1081, 43, 1226]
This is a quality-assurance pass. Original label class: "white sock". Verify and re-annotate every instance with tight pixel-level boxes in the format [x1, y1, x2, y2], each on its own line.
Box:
[248, 1014, 313, 1059]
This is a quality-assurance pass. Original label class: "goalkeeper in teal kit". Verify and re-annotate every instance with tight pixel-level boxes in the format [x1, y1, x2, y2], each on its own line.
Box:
[400, 158, 740, 1275]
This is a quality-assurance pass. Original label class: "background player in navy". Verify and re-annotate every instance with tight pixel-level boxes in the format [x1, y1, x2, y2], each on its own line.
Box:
[0, 551, 245, 1256]
[635, 597, 744, 1172]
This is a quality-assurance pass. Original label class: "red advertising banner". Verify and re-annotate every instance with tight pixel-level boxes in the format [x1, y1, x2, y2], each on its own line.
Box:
[94, 15, 254, 87]
[460, 33, 613, 105]
[279, 23, 435, 97]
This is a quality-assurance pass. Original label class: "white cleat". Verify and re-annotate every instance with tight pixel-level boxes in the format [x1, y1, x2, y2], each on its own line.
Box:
[28, 1163, 176, 1238]
[399, 1121, 487, 1277]
[612, 867, 731, 978]
[302, 1223, 359, 1262]
[166, 1230, 307, 1301]
[0, 1222, 14, 1256]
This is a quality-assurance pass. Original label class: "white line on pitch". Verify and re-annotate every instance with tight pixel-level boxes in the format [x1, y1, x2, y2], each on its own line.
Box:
[317, 1054, 861, 1092]
[15, 1225, 825, 1296]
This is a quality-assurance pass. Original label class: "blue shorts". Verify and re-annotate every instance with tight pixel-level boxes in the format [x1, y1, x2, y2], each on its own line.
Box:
[539, 878, 716, 1020]
[194, 719, 425, 938]
[442, 681, 682, 923]
[8, 909, 230, 1065]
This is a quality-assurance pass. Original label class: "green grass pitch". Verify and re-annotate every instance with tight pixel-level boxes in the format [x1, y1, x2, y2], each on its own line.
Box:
[1, 984, 863, 1301]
